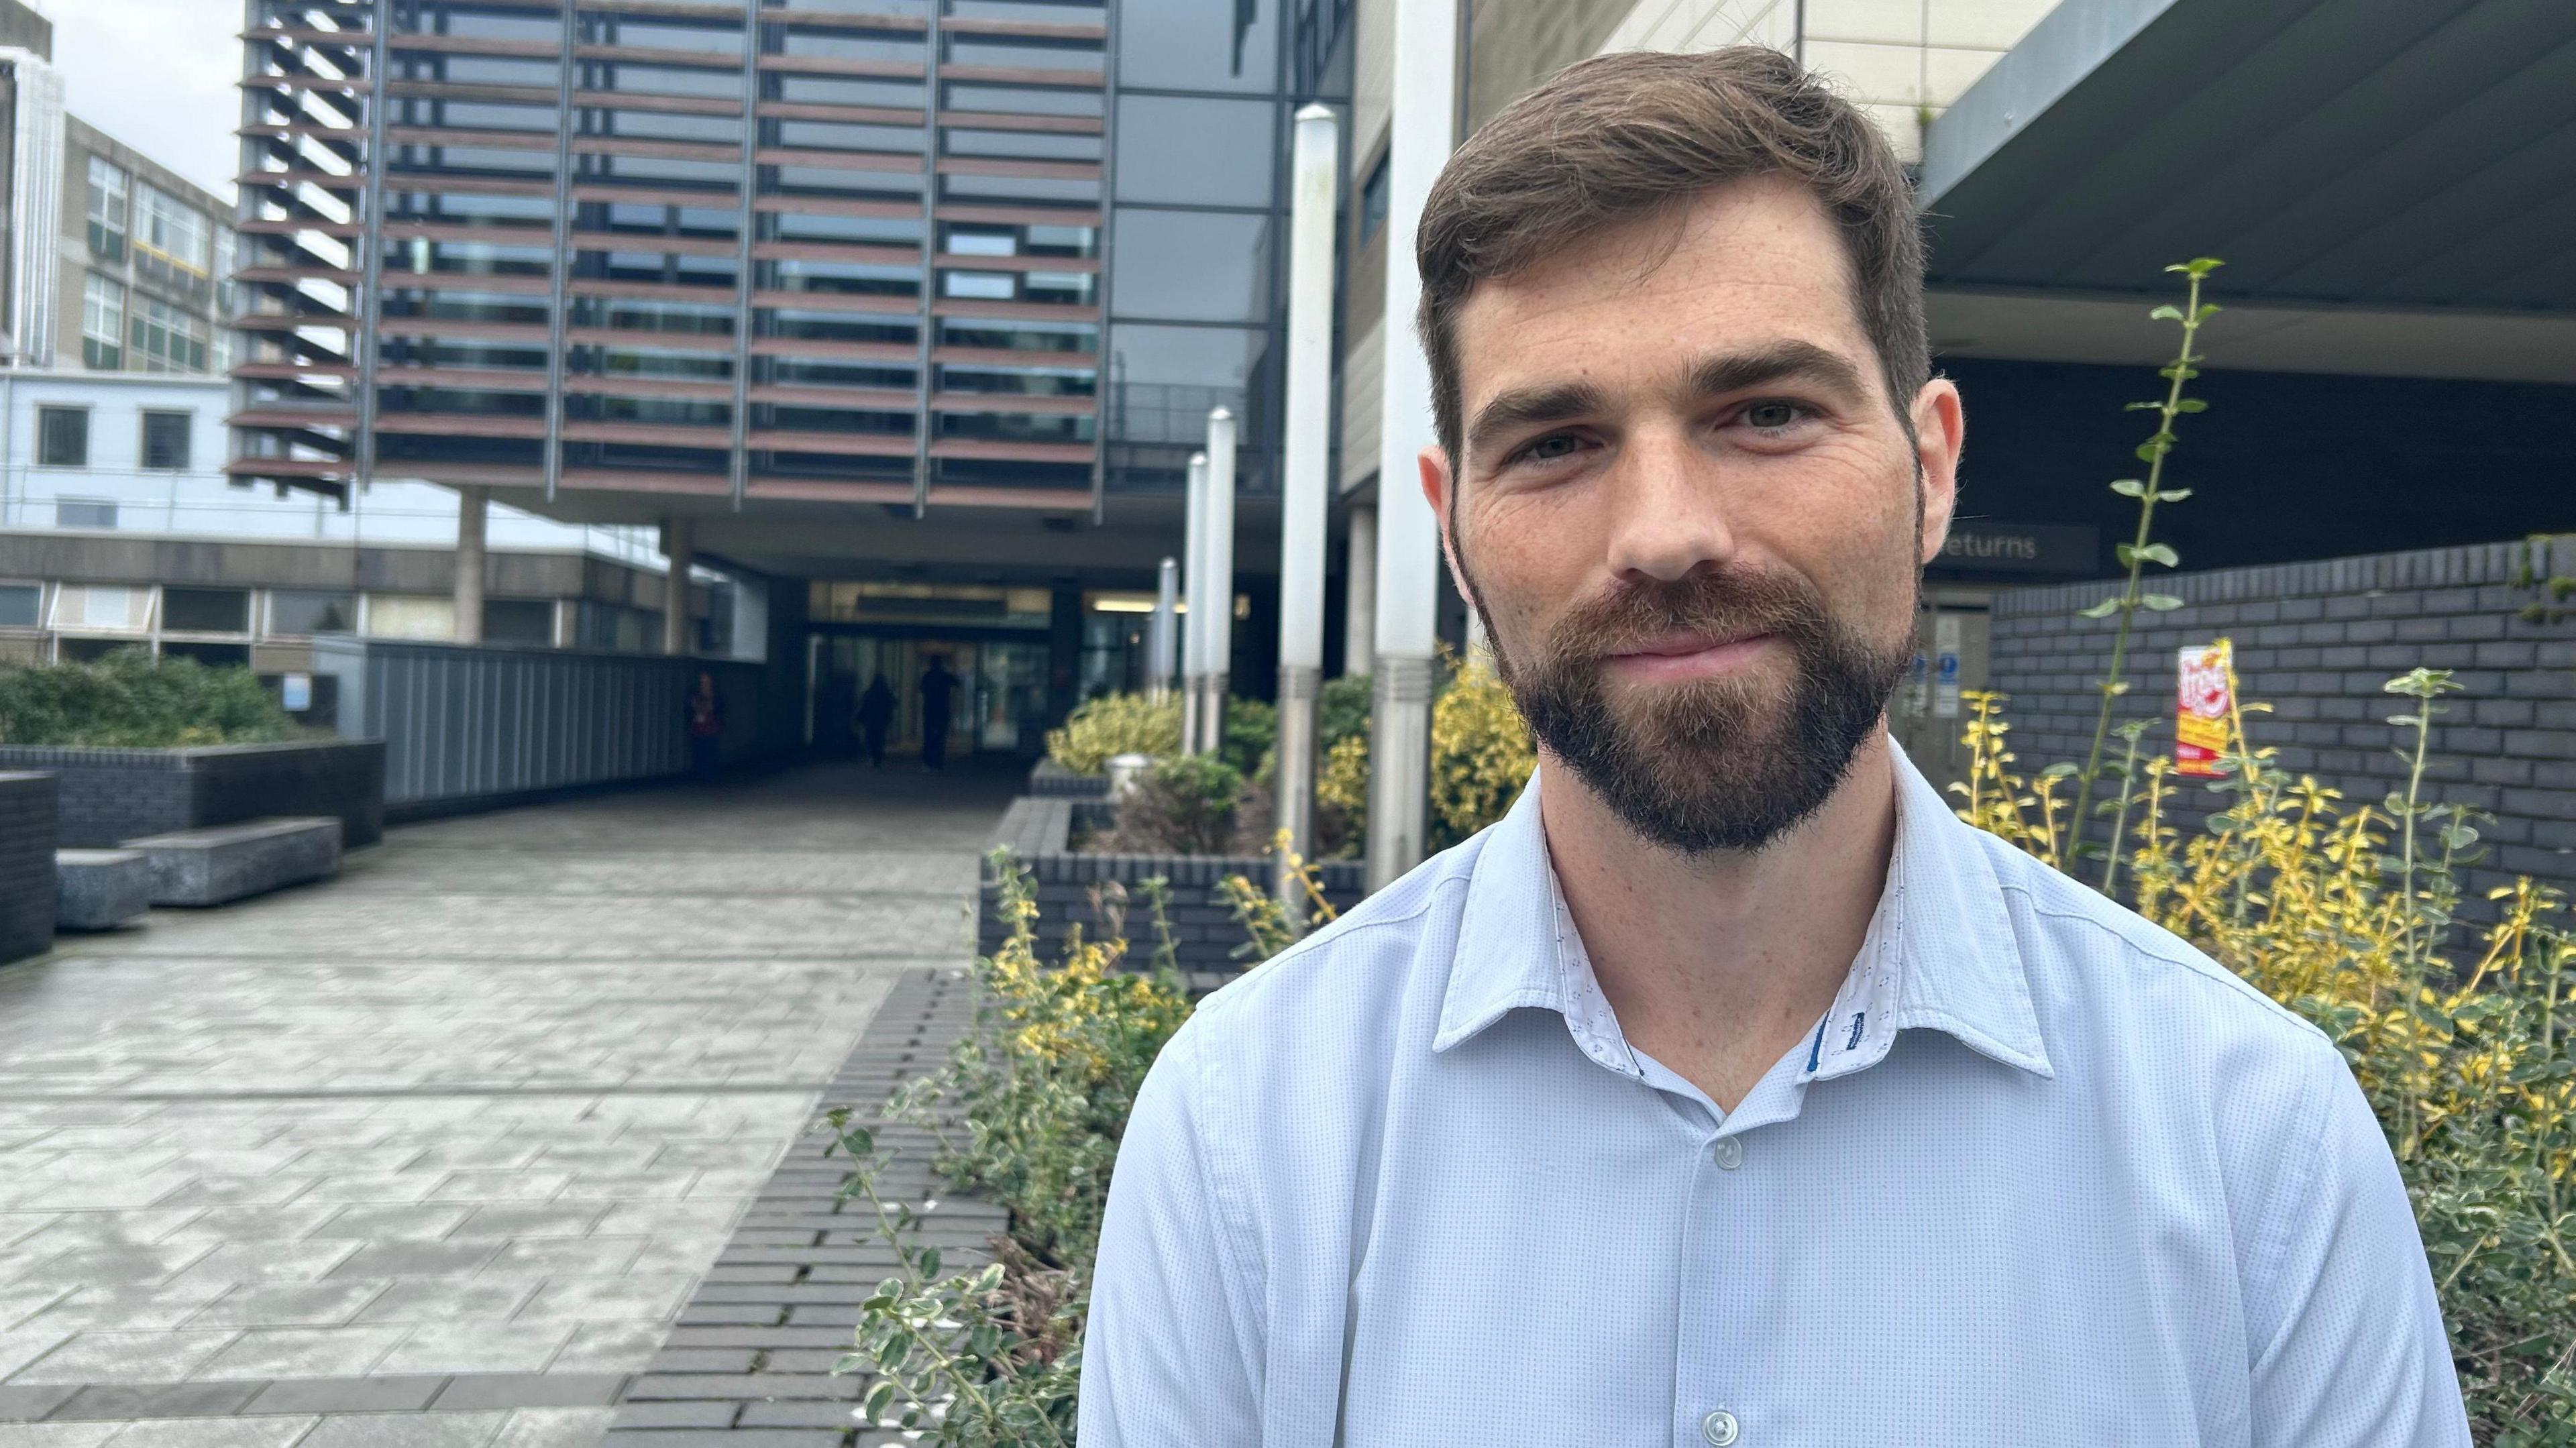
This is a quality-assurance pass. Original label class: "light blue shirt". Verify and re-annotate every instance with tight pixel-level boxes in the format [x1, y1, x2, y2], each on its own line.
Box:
[1080, 744, 2469, 1447]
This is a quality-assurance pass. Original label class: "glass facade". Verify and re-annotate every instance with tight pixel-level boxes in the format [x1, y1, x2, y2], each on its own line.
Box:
[233, 0, 1114, 511]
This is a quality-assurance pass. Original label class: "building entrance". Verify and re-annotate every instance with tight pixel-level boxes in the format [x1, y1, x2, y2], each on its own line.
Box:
[805, 635, 1051, 761]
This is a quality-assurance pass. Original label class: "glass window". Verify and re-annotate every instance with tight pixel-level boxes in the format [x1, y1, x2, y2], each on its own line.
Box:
[82, 274, 125, 370]
[1104, 323, 1263, 444]
[1115, 96, 1275, 207]
[944, 272, 1015, 300]
[130, 298, 208, 374]
[161, 641, 251, 669]
[140, 411, 193, 470]
[1110, 209, 1271, 323]
[1117, 0, 1278, 92]
[57, 499, 118, 531]
[36, 407, 89, 466]
[0, 585, 38, 628]
[365, 594, 455, 640]
[134, 184, 211, 273]
[78, 585, 138, 627]
[162, 587, 250, 633]
[483, 598, 555, 646]
[269, 590, 358, 636]
[86, 156, 129, 259]
[1360, 151, 1389, 245]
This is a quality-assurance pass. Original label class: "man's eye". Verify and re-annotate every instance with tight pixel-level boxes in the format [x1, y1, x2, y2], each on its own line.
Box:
[1741, 401, 1805, 431]
[1521, 433, 1583, 462]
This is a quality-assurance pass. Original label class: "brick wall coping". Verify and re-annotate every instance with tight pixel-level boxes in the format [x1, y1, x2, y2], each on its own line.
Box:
[1998, 537, 2576, 618]
[0, 738, 384, 767]
[987, 793, 1366, 889]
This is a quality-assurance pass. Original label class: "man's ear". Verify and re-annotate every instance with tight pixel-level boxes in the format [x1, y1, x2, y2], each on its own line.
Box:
[1911, 378, 1965, 567]
[1419, 444, 1470, 608]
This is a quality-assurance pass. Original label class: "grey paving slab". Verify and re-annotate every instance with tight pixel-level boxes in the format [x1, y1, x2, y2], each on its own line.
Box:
[0, 763, 1012, 1441]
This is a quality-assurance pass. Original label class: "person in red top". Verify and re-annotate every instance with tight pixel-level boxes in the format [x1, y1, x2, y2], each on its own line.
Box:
[686, 671, 722, 778]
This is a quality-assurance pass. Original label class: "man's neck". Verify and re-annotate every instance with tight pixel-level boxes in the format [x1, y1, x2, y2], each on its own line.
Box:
[1538, 732, 1900, 1113]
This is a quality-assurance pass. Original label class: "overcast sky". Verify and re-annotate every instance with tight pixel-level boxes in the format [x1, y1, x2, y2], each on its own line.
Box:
[41, 0, 243, 203]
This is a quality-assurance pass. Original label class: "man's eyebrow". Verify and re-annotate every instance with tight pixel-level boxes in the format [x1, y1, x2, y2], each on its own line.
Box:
[1688, 340, 1869, 403]
[1462, 379, 1613, 465]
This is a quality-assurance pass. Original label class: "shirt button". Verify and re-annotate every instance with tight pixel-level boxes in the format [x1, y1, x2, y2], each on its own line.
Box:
[1702, 1408, 1740, 1445]
[1711, 1137, 1743, 1170]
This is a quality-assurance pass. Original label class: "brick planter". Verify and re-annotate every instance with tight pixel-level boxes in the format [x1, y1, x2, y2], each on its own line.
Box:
[0, 773, 57, 963]
[1987, 538, 2576, 913]
[979, 795, 1366, 982]
[0, 739, 385, 851]
[1026, 759, 1112, 799]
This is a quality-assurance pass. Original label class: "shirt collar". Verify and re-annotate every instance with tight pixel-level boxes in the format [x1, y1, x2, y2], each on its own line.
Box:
[1432, 741, 2053, 1081]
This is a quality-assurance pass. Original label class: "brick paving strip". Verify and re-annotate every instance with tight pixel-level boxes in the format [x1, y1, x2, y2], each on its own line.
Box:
[603, 965, 1002, 1446]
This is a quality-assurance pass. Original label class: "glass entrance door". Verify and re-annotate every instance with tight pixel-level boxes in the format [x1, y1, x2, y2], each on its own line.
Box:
[805, 634, 1051, 760]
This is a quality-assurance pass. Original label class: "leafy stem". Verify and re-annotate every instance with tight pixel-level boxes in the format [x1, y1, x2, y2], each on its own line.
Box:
[2068, 258, 2224, 869]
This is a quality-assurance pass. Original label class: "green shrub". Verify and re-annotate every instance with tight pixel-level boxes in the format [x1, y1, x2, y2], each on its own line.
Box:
[0, 649, 297, 747]
[1217, 695, 1276, 779]
[1042, 691, 1179, 775]
[1104, 755, 1243, 856]
[1321, 672, 1371, 751]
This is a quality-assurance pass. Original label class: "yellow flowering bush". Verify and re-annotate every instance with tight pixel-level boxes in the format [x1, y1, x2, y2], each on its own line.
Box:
[1043, 691, 1180, 775]
[1430, 653, 1537, 850]
[1959, 677, 2576, 1443]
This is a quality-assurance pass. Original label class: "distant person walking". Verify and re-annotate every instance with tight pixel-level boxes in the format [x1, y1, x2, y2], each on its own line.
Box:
[856, 672, 896, 769]
[918, 656, 960, 771]
[686, 671, 722, 778]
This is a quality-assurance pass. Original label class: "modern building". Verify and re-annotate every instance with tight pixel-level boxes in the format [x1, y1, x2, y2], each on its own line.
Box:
[229, 0, 1318, 757]
[0, 369, 721, 673]
[0, 1, 243, 378]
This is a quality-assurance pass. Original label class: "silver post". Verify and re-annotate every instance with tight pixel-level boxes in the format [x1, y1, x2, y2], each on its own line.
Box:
[1277, 104, 1339, 911]
[1147, 555, 1178, 704]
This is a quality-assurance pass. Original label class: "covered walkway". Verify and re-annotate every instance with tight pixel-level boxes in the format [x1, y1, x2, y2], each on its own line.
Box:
[0, 762, 1018, 1447]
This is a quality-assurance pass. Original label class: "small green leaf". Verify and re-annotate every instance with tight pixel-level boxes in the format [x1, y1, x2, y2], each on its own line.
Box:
[918, 1246, 941, 1279]
[2156, 488, 2192, 502]
[2141, 594, 2186, 611]
[2149, 304, 2184, 321]
[2174, 398, 2207, 412]
[2110, 478, 2146, 497]
[2125, 400, 2163, 411]
[2139, 543, 2180, 567]
[2078, 597, 2122, 618]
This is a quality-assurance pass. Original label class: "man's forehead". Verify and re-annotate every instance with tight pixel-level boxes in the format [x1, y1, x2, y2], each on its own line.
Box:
[1451, 180, 1871, 402]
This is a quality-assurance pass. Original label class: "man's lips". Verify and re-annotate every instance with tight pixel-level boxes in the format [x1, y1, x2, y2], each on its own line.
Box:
[1601, 631, 1779, 682]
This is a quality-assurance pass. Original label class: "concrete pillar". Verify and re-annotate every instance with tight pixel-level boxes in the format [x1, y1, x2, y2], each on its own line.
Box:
[1277, 103, 1339, 902]
[1181, 451, 1210, 753]
[1148, 555, 1178, 702]
[1344, 502, 1377, 679]
[451, 485, 488, 645]
[1199, 406, 1238, 756]
[661, 515, 694, 657]
[1368, 0, 1459, 890]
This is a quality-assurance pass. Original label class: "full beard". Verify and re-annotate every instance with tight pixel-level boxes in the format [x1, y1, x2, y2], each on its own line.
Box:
[1489, 567, 1913, 855]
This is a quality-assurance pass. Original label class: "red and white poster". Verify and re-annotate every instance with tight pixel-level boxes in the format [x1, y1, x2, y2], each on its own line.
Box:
[2176, 641, 2233, 778]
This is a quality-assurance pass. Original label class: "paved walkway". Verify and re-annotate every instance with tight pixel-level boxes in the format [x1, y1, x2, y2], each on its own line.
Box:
[0, 761, 1018, 1448]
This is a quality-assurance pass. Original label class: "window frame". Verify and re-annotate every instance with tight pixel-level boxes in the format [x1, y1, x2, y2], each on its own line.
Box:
[133, 182, 212, 274]
[34, 406, 91, 468]
[85, 156, 129, 260]
[138, 410, 193, 471]
[81, 274, 126, 371]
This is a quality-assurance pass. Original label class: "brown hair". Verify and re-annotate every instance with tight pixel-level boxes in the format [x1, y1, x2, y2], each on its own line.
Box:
[1416, 47, 1929, 463]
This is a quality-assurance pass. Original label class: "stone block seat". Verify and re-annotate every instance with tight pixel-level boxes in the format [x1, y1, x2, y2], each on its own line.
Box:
[123, 816, 342, 907]
[54, 849, 152, 930]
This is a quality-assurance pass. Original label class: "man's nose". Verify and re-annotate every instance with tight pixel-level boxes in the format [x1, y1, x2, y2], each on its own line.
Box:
[1602, 428, 1738, 583]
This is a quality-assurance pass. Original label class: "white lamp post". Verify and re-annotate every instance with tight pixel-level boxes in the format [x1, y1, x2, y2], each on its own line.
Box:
[1147, 555, 1178, 703]
[1181, 450, 1209, 753]
[1199, 406, 1238, 755]
[1368, 0, 1460, 890]
[1277, 103, 1339, 905]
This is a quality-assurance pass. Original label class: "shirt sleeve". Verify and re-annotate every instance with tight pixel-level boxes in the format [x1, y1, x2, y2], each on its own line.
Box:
[1078, 1020, 1265, 1445]
[2248, 1046, 2471, 1448]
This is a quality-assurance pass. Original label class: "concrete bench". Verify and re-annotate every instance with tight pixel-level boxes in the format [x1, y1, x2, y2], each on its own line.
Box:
[123, 817, 342, 907]
[54, 850, 152, 930]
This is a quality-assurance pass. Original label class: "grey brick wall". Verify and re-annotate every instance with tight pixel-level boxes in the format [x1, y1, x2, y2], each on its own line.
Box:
[0, 740, 386, 850]
[978, 797, 1368, 977]
[0, 773, 58, 964]
[1987, 538, 2576, 913]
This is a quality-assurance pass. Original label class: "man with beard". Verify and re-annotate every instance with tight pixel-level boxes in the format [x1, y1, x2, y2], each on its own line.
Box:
[1079, 48, 2465, 1448]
